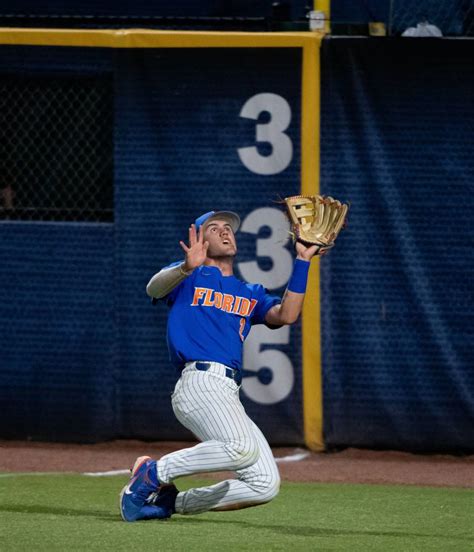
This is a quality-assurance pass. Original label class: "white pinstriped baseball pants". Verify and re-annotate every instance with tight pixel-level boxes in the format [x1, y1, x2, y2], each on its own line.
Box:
[156, 362, 280, 515]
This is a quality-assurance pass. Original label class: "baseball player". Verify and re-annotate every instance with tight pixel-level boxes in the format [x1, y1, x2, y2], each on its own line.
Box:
[120, 209, 320, 521]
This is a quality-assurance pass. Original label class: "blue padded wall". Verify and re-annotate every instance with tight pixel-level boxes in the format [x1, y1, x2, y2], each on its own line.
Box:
[0, 44, 305, 444]
[0, 222, 116, 441]
[320, 37, 474, 451]
[0, 46, 116, 442]
[2, 37, 472, 451]
[114, 48, 304, 444]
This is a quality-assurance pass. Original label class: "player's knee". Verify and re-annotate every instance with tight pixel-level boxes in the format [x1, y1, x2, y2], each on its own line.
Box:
[245, 470, 280, 503]
[228, 438, 260, 469]
[237, 440, 260, 468]
[260, 471, 281, 501]
[267, 472, 281, 500]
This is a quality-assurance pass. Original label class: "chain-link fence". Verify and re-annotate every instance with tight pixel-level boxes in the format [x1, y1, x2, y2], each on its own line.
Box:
[329, 0, 473, 37]
[0, 73, 113, 222]
[390, 0, 473, 36]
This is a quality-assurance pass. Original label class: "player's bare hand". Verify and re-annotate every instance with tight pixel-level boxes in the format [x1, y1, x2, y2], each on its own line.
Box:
[295, 240, 327, 261]
[180, 224, 209, 271]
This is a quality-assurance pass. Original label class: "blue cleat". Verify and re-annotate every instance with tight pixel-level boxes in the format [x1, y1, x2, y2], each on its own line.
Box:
[125, 503, 172, 521]
[146, 484, 178, 518]
[120, 455, 161, 522]
[124, 484, 179, 522]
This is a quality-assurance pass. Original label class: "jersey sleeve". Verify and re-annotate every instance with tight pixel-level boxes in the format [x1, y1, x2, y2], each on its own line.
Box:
[250, 286, 281, 325]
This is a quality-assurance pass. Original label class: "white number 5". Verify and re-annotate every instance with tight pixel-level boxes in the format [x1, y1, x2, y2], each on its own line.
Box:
[242, 325, 294, 404]
[237, 93, 293, 175]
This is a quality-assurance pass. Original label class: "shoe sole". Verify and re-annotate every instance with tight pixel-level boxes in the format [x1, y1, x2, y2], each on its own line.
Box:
[119, 455, 152, 522]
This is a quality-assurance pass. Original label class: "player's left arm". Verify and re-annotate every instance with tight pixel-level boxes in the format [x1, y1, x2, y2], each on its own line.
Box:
[264, 241, 320, 326]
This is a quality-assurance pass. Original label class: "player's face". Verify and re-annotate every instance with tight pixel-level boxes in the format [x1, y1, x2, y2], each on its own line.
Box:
[203, 219, 237, 258]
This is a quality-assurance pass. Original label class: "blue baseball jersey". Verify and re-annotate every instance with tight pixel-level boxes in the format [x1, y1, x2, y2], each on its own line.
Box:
[160, 262, 281, 371]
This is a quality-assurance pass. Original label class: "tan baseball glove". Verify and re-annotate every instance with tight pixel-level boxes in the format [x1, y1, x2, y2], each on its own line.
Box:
[284, 195, 349, 254]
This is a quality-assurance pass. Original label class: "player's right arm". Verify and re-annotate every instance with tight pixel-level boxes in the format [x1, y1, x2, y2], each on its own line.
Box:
[146, 224, 209, 299]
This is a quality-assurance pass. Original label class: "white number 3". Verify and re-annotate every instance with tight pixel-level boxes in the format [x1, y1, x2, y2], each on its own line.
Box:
[237, 93, 293, 175]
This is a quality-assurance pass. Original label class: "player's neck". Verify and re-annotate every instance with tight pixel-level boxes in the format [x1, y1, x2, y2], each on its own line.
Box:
[204, 257, 234, 276]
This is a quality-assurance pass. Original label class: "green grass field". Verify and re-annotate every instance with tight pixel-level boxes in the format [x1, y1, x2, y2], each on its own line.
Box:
[0, 474, 472, 551]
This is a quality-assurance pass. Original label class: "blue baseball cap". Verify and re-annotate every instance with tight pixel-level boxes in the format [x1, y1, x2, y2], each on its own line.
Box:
[194, 210, 241, 233]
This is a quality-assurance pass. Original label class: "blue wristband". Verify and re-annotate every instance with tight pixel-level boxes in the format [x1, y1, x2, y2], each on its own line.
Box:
[287, 259, 310, 293]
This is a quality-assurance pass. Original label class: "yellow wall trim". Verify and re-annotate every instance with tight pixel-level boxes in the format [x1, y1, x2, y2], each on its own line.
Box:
[301, 37, 324, 451]
[0, 28, 324, 48]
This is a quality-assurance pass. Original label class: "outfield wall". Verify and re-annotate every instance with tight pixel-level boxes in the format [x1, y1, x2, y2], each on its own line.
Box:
[0, 31, 321, 446]
[0, 31, 472, 451]
[320, 37, 474, 451]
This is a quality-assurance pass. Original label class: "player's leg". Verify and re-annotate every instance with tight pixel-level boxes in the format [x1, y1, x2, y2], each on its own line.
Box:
[173, 419, 280, 515]
[121, 367, 258, 522]
[157, 369, 260, 482]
